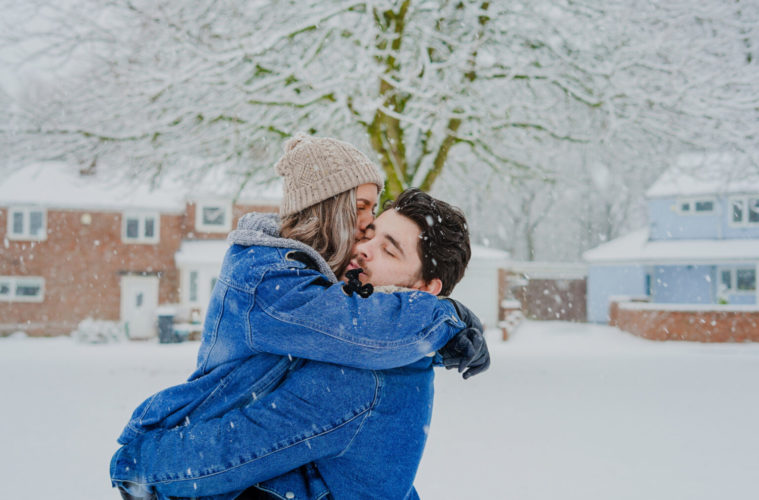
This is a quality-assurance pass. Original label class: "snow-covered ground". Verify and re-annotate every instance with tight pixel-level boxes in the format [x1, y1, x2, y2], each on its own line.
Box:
[2, 321, 758, 499]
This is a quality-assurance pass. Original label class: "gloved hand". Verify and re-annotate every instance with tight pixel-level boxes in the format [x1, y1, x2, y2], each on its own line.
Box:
[440, 299, 491, 379]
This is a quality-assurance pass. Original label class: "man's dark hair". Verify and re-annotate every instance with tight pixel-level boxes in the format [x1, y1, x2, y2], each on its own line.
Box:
[385, 188, 471, 296]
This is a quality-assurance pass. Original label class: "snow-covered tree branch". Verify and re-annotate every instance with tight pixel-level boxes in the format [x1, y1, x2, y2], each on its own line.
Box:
[1, 0, 758, 246]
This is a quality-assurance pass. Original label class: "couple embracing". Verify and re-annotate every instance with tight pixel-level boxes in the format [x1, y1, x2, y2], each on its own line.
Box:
[111, 134, 490, 500]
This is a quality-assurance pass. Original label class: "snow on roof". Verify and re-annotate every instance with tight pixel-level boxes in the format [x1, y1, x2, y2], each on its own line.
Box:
[175, 239, 230, 266]
[0, 162, 282, 212]
[179, 168, 282, 204]
[584, 227, 759, 264]
[504, 261, 588, 279]
[645, 152, 759, 198]
[619, 302, 759, 313]
[471, 244, 510, 262]
[0, 162, 187, 212]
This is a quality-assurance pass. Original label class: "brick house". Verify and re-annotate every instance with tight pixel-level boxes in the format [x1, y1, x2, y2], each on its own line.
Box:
[0, 162, 279, 337]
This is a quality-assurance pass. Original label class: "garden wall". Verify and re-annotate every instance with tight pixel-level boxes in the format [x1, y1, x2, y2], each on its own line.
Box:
[609, 300, 759, 342]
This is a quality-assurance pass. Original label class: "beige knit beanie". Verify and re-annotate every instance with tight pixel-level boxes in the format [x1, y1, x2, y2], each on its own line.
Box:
[275, 134, 384, 216]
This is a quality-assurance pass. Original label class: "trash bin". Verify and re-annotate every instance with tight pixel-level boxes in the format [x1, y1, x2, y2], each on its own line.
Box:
[156, 306, 177, 344]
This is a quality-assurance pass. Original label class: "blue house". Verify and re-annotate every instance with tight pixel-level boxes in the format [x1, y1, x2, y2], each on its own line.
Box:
[584, 153, 759, 323]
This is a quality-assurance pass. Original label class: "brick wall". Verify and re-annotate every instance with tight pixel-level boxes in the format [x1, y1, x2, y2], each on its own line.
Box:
[1, 209, 184, 335]
[500, 269, 587, 322]
[610, 300, 759, 342]
[0, 202, 278, 336]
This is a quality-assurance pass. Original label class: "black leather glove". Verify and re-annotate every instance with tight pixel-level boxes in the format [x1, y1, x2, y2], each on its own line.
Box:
[440, 299, 491, 379]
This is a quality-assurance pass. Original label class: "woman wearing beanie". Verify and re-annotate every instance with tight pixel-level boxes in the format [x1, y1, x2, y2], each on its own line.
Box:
[276, 133, 385, 278]
[112, 135, 485, 500]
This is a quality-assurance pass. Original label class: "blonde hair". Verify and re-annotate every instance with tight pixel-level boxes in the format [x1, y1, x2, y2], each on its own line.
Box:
[280, 188, 357, 278]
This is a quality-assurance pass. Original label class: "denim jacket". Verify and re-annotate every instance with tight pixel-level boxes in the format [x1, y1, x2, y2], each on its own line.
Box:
[111, 213, 464, 499]
[114, 356, 437, 500]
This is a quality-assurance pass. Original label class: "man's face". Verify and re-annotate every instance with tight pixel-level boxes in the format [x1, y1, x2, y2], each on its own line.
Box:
[347, 209, 426, 290]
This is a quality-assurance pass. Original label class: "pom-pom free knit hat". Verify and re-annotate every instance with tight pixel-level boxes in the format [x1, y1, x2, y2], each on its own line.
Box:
[275, 134, 384, 216]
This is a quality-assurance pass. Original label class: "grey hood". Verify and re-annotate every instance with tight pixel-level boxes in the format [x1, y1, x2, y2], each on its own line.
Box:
[227, 212, 337, 283]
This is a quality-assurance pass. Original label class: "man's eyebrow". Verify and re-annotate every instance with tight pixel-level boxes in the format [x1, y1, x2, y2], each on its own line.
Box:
[366, 223, 376, 231]
[384, 233, 405, 257]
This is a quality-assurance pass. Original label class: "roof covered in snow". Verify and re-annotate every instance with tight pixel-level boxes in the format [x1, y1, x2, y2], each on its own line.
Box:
[584, 228, 759, 264]
[504, 261, 587, 279]
[0, 162, 185, 212]
[470, 244, 511, 262]
[0, 162, 281, 212]
[646, 152, 759, 198]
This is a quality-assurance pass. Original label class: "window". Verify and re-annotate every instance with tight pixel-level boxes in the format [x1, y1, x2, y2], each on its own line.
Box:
[677, 197, 716, 215]
[730, 196, 759, 226]
[695, 200, 714, 212]
[195, 201, 231, 233]
[720, 270, 732, 290]
[7, 207, 46, 241]
[122, 212, 160, 243]
[719, 267, 756, 293]
[0, 276, 45, 302]
[736, 269, 757, 291]
[189, 271, 198, 302]
[732, 199, 744, 224]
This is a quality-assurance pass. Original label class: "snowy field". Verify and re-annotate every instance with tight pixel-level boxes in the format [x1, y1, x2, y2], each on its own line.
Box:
[2, 321, 759, 500]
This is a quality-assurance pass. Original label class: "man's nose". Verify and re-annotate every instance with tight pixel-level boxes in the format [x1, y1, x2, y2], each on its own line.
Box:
[355, 240, 371, 261]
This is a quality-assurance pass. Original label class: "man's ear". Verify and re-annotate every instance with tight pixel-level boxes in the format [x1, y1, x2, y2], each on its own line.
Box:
[417, 278, 443, 296]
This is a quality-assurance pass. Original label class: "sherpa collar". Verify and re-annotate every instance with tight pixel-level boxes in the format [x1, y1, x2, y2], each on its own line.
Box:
[227, 212, 337, 283]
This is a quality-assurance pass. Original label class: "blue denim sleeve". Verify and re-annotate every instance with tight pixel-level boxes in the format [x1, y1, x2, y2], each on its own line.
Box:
[111, 363, 378, 499]
[247, 265, 466, 369]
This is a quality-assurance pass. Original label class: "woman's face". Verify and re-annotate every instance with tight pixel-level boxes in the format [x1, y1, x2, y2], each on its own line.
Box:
[355, 183, 379, 241]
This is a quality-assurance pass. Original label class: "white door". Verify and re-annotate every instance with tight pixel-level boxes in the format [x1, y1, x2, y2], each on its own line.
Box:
[120, 275, 159, 339]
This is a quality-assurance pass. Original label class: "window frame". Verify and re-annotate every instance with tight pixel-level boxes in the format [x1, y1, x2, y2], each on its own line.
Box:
[676, 197, 717, 216]
[121, 211, 161, 244]
[729, 195, 759, 227]
[194, 200, 232, 233]
[6, 206, 47, 241]
[0, 276, 45, 302]
[717, 266, 757, 295]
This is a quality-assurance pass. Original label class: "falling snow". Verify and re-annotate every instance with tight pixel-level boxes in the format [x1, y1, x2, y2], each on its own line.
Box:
[2, 322, 758, 499]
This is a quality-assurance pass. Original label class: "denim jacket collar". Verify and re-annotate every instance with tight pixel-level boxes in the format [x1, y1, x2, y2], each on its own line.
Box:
[227, 212, 337, 282]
